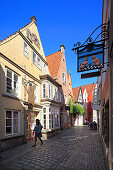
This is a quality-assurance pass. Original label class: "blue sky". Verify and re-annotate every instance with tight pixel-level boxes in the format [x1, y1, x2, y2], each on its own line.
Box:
[0, 0, 103, 88]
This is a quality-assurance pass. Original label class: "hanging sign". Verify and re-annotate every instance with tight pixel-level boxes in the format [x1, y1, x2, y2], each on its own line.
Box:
[77, 43, 104, 72]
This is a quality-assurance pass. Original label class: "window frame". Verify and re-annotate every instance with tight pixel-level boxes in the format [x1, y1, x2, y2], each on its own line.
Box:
[23, 41, 29, 58]
[5, 110, 20, 136]
[5, 68, 20, 98]
[42, 107, 46, 129]
[42, 83, 46, 99]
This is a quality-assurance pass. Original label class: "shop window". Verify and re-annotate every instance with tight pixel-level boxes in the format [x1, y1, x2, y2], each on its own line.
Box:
[5, 110, 20, 135]
[5, 68, 19, 97]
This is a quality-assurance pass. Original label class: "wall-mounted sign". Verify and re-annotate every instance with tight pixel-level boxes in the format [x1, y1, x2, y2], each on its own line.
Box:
[27, 29, 40, 49]
[81, 71, 100, 79]
[77, 43, 104, 72]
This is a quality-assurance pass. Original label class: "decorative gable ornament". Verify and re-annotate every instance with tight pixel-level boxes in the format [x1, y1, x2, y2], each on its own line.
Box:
[27, 29, 40, 49]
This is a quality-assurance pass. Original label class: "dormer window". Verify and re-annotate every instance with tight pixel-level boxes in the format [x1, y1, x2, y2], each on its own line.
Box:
[24, 41, 28, 58]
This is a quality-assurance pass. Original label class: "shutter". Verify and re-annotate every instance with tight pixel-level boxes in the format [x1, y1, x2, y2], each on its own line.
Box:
[28, 86, 34, 106]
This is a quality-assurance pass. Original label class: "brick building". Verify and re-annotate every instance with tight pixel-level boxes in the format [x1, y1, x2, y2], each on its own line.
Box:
[46, 45, 73, 129]
[73, 83, 95, 125]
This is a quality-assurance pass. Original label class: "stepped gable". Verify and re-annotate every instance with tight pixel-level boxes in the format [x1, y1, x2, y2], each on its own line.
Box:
[46, 50, 62, 78]
[73, 83, 95, 102]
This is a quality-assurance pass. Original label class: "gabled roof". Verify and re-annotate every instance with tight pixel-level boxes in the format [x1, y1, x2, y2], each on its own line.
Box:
[73, 87, 80, 102]
[46, 50, 62, 78]
[73, 83, 95, 102]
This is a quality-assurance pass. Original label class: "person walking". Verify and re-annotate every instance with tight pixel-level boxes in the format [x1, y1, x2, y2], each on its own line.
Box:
[32, 119, 43, 147]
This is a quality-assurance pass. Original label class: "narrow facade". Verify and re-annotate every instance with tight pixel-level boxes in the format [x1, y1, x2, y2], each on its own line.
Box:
[73, 83, 95, 125]
[46, 45, 73, 129]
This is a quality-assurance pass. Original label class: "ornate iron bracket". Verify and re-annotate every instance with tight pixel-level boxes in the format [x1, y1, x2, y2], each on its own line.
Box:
[72, 23, 109, 54]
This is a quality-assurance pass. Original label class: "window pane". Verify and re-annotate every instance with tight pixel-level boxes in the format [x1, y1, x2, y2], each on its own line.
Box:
[14, 74, 18, 82]
[7, 78, 12, 86]
[6, 119, 11, 126]
[14, 119, 18, 126]
[7, 70, 12, 79]
[6, 127, 12, 134]
[43, 108, 46, 113]
[13, 126, 18, 133]
[6, 111, 11, 118]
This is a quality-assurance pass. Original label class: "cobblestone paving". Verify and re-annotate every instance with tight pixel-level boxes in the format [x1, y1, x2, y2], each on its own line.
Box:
[0, 126, 107, 170]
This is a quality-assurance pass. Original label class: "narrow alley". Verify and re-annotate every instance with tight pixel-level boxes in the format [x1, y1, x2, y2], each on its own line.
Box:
[0, 126, 107, 170]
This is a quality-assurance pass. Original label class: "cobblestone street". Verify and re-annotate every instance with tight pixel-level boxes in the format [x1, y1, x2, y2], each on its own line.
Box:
[0, 126, 107, 170]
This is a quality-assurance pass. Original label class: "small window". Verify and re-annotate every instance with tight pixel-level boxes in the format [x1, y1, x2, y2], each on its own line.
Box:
[34, 85, 38, 103]
[37, 56, 41, 70]
[24, 41, 28, 58]
[5, 68, 19, 97]
[42, 84, 46, 98]
[5, 110, 20, 135]
[32, 51, 36, 65]
[48, 84, 51, 99]
[43, 63, 47, 74]
[62, 73, 66, 84]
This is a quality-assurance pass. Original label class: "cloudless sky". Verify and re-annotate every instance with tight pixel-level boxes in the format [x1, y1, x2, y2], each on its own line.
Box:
[0, 0, 103, 88]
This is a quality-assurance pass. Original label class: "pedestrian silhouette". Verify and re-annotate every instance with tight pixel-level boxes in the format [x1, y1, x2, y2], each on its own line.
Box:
[32, 119, 43, 147]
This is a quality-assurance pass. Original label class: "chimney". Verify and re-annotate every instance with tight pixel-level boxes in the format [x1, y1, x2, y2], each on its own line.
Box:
[60, 45, 65, 53]
[30, 16, 37, 22]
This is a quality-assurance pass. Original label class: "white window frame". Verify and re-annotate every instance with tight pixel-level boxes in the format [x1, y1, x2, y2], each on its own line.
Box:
[42, 107, 47, 129]
[37, 55, 41, 70]
[48, 84, 51, 99]
[5, 110, 20, 136]
[65, 95, 67, 104]
[42, 83, 46, 99]
[62, 72, 66, 84]
[23, 41, 28, 58]
[43, 63, 47, 74]
[34, 85, 38, 103]
[5, 68, 20, 98]
[32, 51, 37, 65]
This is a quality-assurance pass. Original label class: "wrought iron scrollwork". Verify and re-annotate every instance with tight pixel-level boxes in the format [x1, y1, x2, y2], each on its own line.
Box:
[72, 23, 109, 54]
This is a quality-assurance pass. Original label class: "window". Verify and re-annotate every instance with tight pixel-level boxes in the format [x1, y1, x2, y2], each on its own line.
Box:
[5, 110, 20, 135]
[49, 108, 51, 129]
[51, 86, 53, 99]
[24, 41, 28, 58]
[62, 73, 66, 84]
[48, 84, 51, 98]
[42, 84, 46, 98]
[55, 109, 59, 127]
[65, 95, 67, 104]
[32, 51, 42, 70]
[43, 63, 47, 74]
[37, 56, 41, 70]
[34, 85, 38, 103]
[5, 68, 19, 97]
[43, 108, 46, 129]
[32, 51, 36, 65]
